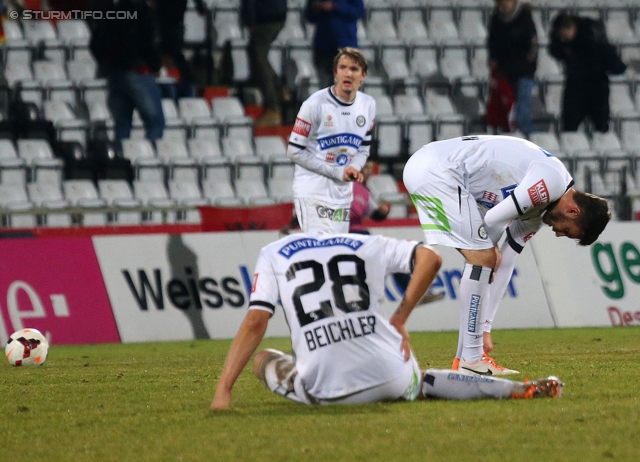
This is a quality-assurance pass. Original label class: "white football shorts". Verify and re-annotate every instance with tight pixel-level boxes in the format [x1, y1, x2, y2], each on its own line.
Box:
[294, 197, 350, 235]
[403, 147, 494, 250]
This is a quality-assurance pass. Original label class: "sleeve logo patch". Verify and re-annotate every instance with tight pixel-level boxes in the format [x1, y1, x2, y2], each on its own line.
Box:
[528, 180, 549, 206]
[251, 273, 259, 293]
[293, 117, 312, 137]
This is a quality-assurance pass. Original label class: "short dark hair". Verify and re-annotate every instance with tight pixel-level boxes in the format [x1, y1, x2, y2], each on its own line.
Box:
[551, 10, 577, 34]
[574, 190, 611, 246]
[333, 47, 368, 75]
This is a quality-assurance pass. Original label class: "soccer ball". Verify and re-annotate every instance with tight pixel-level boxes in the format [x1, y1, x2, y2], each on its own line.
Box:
[5, 328, 49, 366]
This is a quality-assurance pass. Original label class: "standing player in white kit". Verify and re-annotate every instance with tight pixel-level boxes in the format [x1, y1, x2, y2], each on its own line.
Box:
[210, 232, 564, 409]
[287, 47, 376, 234]
[403, 135, 611, 375]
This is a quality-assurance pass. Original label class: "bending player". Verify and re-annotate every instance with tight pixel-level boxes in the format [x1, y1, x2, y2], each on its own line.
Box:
[210, 232, 563, 409]
[403, 135, 610, 375]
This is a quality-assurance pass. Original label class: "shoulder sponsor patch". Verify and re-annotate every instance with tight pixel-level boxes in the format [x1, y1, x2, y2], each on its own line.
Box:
[293, 117, 312, 137]
[528, 180, 550, 206]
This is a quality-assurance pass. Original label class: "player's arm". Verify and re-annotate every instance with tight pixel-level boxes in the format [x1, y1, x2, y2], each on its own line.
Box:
[210, 309, 270, 410]
[389, 244, 442, 360]
[287, 106, 353, 182]
[211, 250, 278, 410]
[484, 163, 567, 243]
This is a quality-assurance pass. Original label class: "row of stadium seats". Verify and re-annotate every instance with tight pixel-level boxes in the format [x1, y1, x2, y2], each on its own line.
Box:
[0, 171, 411, 228]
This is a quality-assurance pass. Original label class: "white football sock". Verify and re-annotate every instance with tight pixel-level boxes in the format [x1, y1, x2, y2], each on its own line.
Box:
[422, 369, 515, 400]
[458, 264, 492, 363]
[484, 237, 521, 333]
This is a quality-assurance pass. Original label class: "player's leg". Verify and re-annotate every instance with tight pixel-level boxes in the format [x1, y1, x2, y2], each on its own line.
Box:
[456, 249, 495, 370]
[253, 349, 311, 404]
[421, 369, 564, 400]
[316, 353, 422, 405]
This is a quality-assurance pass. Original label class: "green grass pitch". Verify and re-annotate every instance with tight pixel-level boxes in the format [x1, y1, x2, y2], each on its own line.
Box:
[2, 326, 638, 461]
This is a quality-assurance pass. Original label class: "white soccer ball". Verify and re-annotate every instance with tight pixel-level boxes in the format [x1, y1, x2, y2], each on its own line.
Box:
[5, 328, 49, 366]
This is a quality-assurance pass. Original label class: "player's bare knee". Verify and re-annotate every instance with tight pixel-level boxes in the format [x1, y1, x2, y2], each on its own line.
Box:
[253, 350, 273, 382]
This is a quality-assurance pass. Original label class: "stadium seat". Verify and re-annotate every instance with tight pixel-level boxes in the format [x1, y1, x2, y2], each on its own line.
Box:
[201, 177, 243, 206]
[234, 178, 275, 205]
[221, 136, 254, 160]
[0, 139, 28, 186]
[168, 179, 208, 223]
[16, 139, 64, 184]
[397, 16, 429, 42]
[187, 138, 223, 163]
[459, 9, 488, 45]
[133, 179, 176, 224]
[120, 139, 164, 182]
[62, 179, 108, 226]
[0, 183, 36, 228]
[155, 138, 199, 182]
[267, 176, 294, 203]
[366, 173, 409, 218]
[27, 181, 72, 227]
[98, 179, 142, 225]
[405, 115, 435, 155]
[274, 9, 306, 44]
[254, 135, 287, 160]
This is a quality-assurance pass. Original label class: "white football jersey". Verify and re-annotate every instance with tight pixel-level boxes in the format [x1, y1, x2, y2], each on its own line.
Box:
[427, 135, 573, 215]
[288, 87, 375, 204]
[249, 233, 419, 400]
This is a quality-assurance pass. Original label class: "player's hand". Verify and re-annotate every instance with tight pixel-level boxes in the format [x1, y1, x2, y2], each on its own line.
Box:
[210, 389, 232, 410]
[343, 166, 363, 183]
[379, 202, 391, 216]
[389, 313, 411, 362]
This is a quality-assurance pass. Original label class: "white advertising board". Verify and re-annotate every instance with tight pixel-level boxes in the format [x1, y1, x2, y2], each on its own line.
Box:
[93, 231, 290, 342]
[94, 227, 555, 342]
[530, 223, 640, 327]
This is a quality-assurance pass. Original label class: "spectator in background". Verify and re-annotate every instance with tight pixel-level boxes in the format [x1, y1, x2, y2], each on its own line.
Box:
[90, 0, 165, 141]
[487, 0, 538, 136]
[549, 12, 626, 133]
[241, 0, 288, 127]
[305, 0, 365, 88]
[154, 0, 207, 97]
[349, 160, 391, 233]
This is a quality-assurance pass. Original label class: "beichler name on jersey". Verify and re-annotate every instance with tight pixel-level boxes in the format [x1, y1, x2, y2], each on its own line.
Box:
[317, 133, 363, 151]
[304, 315, 377, 351]
[278, 237, 364, 259]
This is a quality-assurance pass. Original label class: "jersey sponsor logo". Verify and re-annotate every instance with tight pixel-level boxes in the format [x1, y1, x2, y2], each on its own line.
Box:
[317, 133, 363, 151]
[293, 117, 312, 137]
[278, 236, 363, 259]
[336, 153, 349, 166]
[341, 111, 350, 115]
[325, 152, 336, 163]
[324, 114, 334, 128]
[251, 273, 258, 293]
[304, 315, 376, 351]
[447, 372, 496, 383]
[356, 115, 366, 127]
[316, 205, 350, 222]
[478, 225, 488, 239]
[467, 294, 481, 332]
[479, 191, 498, 209]
[528, 179, 550, 206]
[501, 184, 518, 198]
[523, 232, 536, 242]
